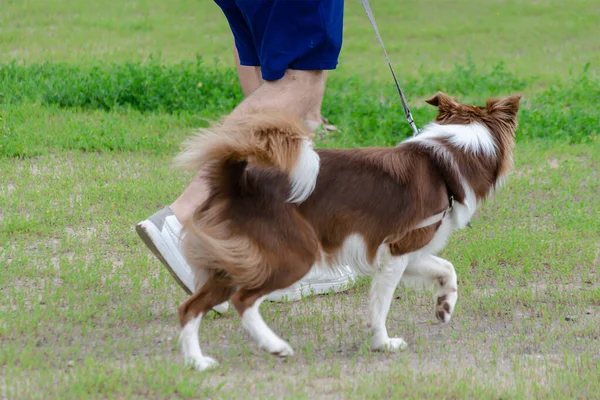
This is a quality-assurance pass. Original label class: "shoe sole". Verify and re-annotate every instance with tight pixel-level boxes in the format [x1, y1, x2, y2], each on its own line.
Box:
[136, 221, 193, 295]
[136, 221, 230, 314]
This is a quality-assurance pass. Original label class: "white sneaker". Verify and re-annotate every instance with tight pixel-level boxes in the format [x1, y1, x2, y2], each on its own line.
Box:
[135, 207, 229, 314]
[266, 264, 356, 302]
[136, 207, 357, 307]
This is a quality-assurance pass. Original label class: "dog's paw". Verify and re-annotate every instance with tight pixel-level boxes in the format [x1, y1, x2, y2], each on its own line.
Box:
[262, 338, 295, 357]
[435, 293, 456, 323]
[186, 355, 219, 371]
[271, 343, 295, 358]
[372, 337, 408, 352]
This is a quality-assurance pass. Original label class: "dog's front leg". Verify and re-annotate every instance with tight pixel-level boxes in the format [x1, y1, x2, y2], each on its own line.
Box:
[403, 254, 458, 323]
[368, 255, 409, 352]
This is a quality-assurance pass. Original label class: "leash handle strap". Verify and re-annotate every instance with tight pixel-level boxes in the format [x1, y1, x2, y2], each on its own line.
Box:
[359, 0, 419, 136]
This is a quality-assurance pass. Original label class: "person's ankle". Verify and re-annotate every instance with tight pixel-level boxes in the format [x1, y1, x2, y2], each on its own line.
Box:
[303, 119, 320, 132]
[169, 203, 191, 226]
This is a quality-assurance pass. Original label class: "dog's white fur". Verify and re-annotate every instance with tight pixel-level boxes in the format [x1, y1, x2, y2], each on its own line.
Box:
[287, 139, 320, 203]
[180, 313, 218, 370]
[242, 296, 295, 356]
[409, 122, 498, 156]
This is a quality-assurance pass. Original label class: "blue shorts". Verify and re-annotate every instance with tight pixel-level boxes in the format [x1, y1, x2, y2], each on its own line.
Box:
[214, 0, 344, 81]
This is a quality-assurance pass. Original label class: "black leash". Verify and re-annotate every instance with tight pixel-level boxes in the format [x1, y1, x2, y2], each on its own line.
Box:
[359, 0, 419, 136]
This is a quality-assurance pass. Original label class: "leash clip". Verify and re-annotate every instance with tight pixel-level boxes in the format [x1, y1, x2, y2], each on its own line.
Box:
[442, 195, 454, 218]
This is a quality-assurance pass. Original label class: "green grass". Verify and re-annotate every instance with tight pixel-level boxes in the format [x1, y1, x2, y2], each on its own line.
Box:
[2, 0, 598, 80]
[1, 61, 598, 157]
[2, 146, 599, 399]
[1, 0, 600, 398]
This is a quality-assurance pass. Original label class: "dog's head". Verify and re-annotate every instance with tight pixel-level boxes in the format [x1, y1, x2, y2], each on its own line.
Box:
[424, 91, 522, 133]
[424, 91, 523, 190]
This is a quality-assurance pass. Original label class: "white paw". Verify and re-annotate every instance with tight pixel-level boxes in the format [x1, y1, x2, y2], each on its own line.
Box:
[372, 337, 408, 352]
[186, 355, 219, 371]
[435, 292, 457, 323]
[262, 339, 295, 357]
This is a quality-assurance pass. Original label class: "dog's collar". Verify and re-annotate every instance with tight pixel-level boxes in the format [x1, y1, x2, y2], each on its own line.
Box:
[413, 196, 454, 229]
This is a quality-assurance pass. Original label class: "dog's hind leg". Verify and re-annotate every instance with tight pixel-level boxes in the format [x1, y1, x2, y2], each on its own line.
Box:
[231, 290, 295, 357]
[368, 255, 409, 352]
[178, 271, 235, 370]
[230, 258, 314, 357]
[403, 254, 458, 323]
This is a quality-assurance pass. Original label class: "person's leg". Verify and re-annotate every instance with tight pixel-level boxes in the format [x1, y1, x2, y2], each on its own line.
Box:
[232, 69, 326, 120]
[136, 0, 353, 305]
[233, 39, 262, 98]
[135, 2, 266, 303]
[164, 67, 351, 303]
[304, 71, 327, 125]
[146, 42, 328, 299]
[234, 40, 334, 135]
[301, 71, 337, 135]
[171, 0, 338, 228]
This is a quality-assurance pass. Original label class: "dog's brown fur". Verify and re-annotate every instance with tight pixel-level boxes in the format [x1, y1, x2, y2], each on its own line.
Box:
[176, 92, 522, 332]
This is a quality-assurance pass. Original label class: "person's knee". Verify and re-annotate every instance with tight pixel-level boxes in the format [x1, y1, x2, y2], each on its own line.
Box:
[269, 69, 325, 102]
[233, 68, 325, 120]
[286, 69, 325, 88]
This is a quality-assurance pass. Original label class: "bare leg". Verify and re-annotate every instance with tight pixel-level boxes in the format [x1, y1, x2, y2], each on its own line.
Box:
[304, 71, 327, 125]
[234, 38, 325, 128]
[233, 69, 325, 120]
[402, 254, 458, 323]
[233, 40, 262, 97]
[170, 173, 209, 227]
[368, 256, 409, 352]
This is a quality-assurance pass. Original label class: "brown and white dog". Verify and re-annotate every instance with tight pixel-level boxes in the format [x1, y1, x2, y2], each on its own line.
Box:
[173, 92, 522, 370]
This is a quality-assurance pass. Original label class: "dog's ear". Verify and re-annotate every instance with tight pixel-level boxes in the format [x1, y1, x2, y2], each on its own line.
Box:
[425, 92, 459, 110]
[486, 94, 523, 115]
